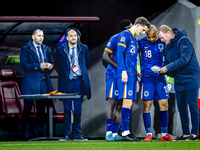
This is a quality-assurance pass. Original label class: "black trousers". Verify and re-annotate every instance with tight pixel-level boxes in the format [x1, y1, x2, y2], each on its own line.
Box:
[21, 80, 47, 139]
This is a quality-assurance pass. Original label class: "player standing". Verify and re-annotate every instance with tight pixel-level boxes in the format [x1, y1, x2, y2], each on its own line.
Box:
[117, 16, 150, 141]
[102, 19, 133, 141]
[137, 25, 174, 141]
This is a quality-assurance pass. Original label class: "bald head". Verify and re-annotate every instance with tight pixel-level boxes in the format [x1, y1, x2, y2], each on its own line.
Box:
[146, 25, 157, 34]
[146, 25, 158, 44]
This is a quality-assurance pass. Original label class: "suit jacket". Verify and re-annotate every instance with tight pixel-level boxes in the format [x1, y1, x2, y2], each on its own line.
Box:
[54, 42, 91, 100]
[164, 28, 200, 91]
[20, 40, 54, 94]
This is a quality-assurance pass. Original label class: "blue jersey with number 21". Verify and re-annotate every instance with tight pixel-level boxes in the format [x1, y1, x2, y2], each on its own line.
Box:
[117, 29, 138, 79]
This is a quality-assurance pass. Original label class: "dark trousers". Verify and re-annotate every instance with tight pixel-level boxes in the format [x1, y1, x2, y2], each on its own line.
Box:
[63, 78, 83, 137]
[176, 87, 199, 135]
[154, 93, 175, 135]
[21, 80, 47, 139]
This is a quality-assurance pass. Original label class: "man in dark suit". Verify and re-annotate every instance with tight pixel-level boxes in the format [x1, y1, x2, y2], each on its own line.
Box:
[20, 29, 54, 141]
[54, 28, 91, 141]
[157, 25, 200, 141]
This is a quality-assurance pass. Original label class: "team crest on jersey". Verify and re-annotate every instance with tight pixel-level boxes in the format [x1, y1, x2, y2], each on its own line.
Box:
[114, 90, 119, 96]
[128, 90, 133, 96]
[120, 36, 125, 42]
[107, 42, 111, 47]
[144, 91, 149, 97]
[158, 44, 164, 51]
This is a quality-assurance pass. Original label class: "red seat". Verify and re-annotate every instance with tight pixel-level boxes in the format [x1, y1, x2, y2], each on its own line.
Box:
[0, 81, 23, 122]
[30, 100, 64, 123]
[52, 102, 64, 123]
[0, 68, 63, 128]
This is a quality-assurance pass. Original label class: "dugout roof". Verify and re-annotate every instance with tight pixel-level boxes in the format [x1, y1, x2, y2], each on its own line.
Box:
[0, 16, 99, 76]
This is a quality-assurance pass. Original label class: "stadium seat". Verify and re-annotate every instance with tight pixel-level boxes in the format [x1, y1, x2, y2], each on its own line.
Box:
[0, 68, 63, 123]
[0, 68, 63, 137]
[0, 69, 23, 122]
[30, 99, 64, 123]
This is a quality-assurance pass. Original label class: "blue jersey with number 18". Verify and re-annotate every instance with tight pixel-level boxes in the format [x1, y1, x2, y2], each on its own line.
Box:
[138, 36, 165, 77]
[117, 29, 138, 79]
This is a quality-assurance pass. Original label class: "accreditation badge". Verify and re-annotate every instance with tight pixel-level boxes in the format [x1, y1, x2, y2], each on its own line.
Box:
[72, 65, 79, 73]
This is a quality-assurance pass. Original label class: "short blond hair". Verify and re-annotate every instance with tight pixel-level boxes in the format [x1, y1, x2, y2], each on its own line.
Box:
[157, 25, 173, 34]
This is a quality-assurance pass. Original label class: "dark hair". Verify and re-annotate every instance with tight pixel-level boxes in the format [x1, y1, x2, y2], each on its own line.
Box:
[134, 16, 150, 29]
[119, 19, 132, 31]
[32, 29, 43, 35]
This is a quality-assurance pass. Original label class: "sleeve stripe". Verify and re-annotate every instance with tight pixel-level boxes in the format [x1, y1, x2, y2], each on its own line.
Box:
[105, 48, 113, 54]
[118, 43, 126, 48]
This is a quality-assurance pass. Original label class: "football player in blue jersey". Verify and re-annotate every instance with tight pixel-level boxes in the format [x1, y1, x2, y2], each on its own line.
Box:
[117, 16, 150, 141]
[138, 25, 174, 141]
[102, 19, 132, 141]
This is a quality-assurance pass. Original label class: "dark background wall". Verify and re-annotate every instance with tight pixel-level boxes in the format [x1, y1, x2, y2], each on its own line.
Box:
[0, 0, 176, 65]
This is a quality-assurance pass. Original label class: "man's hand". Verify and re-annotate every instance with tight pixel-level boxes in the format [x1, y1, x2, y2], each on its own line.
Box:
[40, 63, 49, 69]
[157, 66, 168, 74]
[122, 71, 128, 83]
[137, 72, 142, 78]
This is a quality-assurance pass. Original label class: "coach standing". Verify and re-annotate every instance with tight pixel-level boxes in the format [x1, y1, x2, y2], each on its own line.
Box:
[20, 29, 54, 140]
[54, 28, 91, 141]
[157, 25, 200, 141]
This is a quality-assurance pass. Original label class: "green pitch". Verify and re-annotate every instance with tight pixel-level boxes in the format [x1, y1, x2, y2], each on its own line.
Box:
[0, 139, 200, 150]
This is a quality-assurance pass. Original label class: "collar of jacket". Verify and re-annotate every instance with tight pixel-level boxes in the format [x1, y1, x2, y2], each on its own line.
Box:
[62, 41, 82, 54]
[167, 28, 179, 49]
[26, 40, 48, 62]
[27, 40, 47, 52]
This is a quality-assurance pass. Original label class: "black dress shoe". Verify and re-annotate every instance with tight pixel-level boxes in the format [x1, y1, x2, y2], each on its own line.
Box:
[173, 135, 190, 141]
[185, 135, 198, 141]
[122, 134, 140, 141]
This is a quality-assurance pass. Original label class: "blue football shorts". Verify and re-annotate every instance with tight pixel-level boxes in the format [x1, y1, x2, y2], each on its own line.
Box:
[106, 78, 118, 100]
[117, 76, 137, 100]
[141, 75, 169, 100]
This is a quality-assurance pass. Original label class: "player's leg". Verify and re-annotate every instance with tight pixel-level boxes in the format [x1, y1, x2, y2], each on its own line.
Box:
[118, 77, 140, 141]
[110, 78, 121, 140]
[153, 100, 161, 138]
[112, 100, 122, 141]
[143, 100, 153, 141]
[121, 98, 133, 136]
[158, 99, 168, 136]
[158, 99, 174, 141]
[141, 76, 154, 141]
[106, 98, 116, 134]
[156, 76, 173, 141]
[105, 78, 118, 141]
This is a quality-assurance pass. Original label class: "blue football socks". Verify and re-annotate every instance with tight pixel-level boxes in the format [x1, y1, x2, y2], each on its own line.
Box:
[160, 111, 168, 134]
[121, 107, 131, 132]
[143, 112, 151, 133]
[112, 122, 120, 134]
[106, 119, 113, 133]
